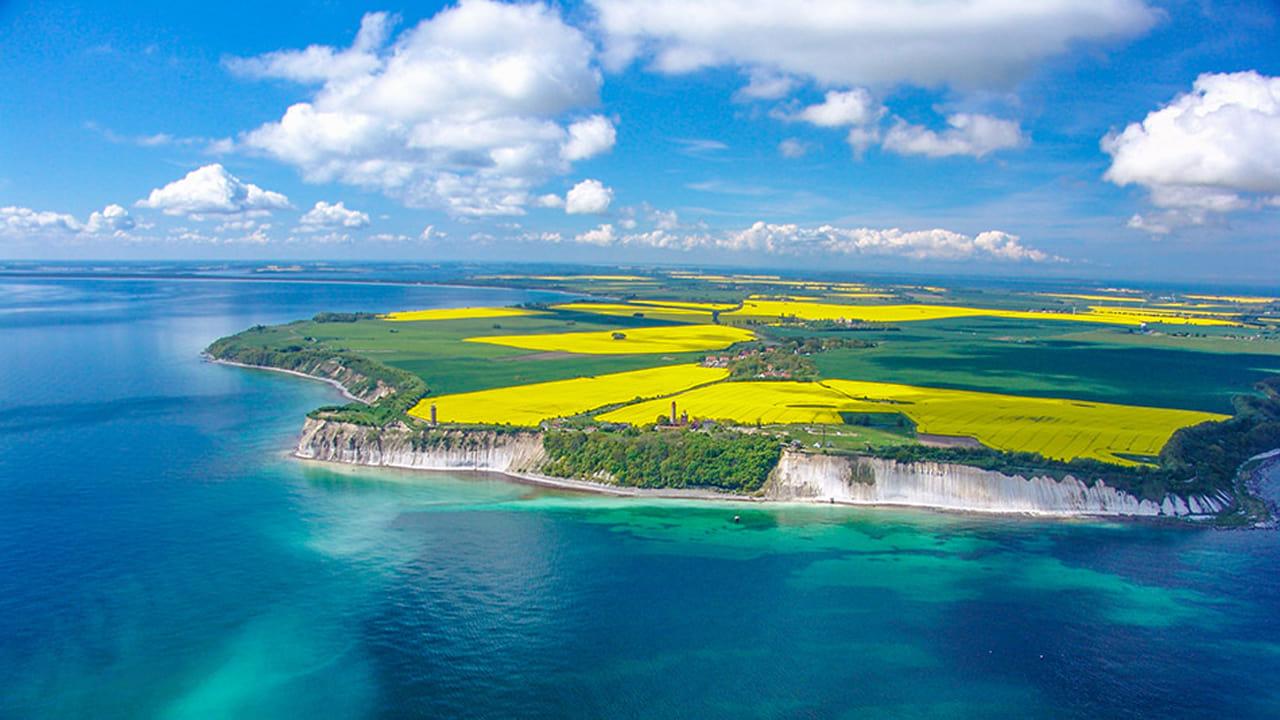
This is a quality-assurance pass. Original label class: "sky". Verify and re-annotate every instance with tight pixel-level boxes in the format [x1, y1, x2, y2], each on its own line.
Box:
[1, 0, 1277, 282]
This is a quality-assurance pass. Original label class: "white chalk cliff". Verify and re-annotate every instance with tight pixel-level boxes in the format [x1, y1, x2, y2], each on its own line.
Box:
[297, 420, 1230, 518]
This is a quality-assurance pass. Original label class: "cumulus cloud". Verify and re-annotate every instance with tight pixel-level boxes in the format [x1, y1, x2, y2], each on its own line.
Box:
[0, 206, 82, 236]
[882, 113, 1025, 158]
[1, 203, 140, 240]
[533, 193, 565, 209]
[1103, 71, 1280, 229]
[575, 223, 617, 245]
[792, 89, 882, 127]
[564, 179, 613, 214]
[591, 0, 1156, 90]
[561, 115, 617, 161]
[299, 201, 370, 229]
[85, 204, 135, 234]
[136, 164, 290, 218]
[231, 1, 613, 217]
[564, 220, 1053, 261]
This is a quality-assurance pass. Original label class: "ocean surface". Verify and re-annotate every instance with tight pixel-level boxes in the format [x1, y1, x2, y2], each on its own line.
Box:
[1, 271, 1278, 719]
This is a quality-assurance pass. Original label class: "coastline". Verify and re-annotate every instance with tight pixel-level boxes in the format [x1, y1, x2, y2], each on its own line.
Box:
[292, 451, 1180, 519]
[294, 451, 757, 501]
[1243, 451, 1280, 527]
[205, 355, 366, 404]
[213, 351, 1259, 523]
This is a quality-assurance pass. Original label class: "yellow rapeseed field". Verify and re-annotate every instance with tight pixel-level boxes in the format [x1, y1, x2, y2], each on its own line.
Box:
[630, 299, 741, 311]
[1041, 293, 1147, 303]
[465, 324, 756, 354]
[822, 379, 1226, 465]
[1185, 294, 1278, 304]
[409, 364, 729, 426]
[832, 292, 897, 299]
[727, 299, 1240, 327]
[551, 300, 739, 318]
[597, 381, 852, 425]
[597, 379, 1226, 465]
[550, 302, 711, 317]
[383, 307, 541, 322]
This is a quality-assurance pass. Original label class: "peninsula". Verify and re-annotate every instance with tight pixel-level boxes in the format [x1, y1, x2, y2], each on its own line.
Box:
[208, 269, 1280, 523]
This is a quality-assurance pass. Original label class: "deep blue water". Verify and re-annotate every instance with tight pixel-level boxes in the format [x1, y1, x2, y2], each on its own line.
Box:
[1, 275, 1278, 719]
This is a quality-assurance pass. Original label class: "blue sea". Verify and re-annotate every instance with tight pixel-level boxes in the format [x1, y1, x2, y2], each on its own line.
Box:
[1, 269, 1278, 719]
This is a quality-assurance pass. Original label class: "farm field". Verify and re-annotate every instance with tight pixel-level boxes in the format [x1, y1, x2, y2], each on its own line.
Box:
[597, 378, 1227, 465]
[596, 380, 853, 425]
[822, 379, 1227, 465]
[465, 324, 755, 355]
[383, 306, 543, 321]
[804, 317, 1277, 413]
[548, 302, 718, 318]
[728, 299, 1241, 327]
[409, 363, 728, 426]
[219, 312, 709, 396]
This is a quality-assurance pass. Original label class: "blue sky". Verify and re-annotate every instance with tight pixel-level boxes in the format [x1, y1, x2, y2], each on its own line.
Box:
[1, 0, 1277, 282]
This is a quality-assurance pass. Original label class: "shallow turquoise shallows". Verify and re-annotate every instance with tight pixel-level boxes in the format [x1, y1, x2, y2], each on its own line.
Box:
[1, 272, 1279, 719]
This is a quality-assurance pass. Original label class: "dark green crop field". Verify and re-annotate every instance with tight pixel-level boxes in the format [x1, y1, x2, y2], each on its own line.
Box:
[225, 311, 712, 396]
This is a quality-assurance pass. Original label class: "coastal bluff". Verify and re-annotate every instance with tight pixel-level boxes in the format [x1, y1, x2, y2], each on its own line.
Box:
[765, 450, 1230, 518]
[297, 418, 546, 474]
[296, 419, 1229, 518]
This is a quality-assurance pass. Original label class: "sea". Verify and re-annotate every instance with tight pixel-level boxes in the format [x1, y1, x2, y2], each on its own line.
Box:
[1, 267, 1278, 719]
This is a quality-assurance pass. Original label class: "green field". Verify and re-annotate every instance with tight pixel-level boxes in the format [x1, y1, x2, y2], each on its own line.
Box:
[236, 311, 714, 396]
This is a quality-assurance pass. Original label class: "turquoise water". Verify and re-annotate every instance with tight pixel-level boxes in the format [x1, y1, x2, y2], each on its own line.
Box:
[1, 273, 1279, 719]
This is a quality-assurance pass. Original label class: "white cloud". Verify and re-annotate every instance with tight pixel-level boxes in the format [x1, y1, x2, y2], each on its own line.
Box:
[561, 115, 617, 161]
[232, 2, 607, 217]
[85, 204, 135, 234]
[1103, 71, 1280, 228]
[1, 203, 140, 240]
[778, 138, 809, 158]
[780, 93, 1019, 160]
[369, 232, 413, 243]
[564, 178, 613, 214]
[226, 11, 393, 83]
[650, 207, 679, 230]
[575, 223, 616, 245]
[1126, 214, 1171, 235]
[591, 0, 1156, 90]
[299, 200, 370, 229]
[734, 69, 796, 101]
[882, 113, 1025, 158]
[567, 220, 1053, 262]
[845, 126, 881, 155]
[136, 164, 290, 218]
[533, 193, 565, 208]
[793, 89, 881, 127]
[0, 206, 82, 236]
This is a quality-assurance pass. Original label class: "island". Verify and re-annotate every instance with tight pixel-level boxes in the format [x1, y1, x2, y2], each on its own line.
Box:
[207, 270, 1280, 524]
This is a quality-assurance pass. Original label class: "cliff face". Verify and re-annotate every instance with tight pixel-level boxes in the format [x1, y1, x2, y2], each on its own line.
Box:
[285, 357, 393, 404]
[765, 450, 1231, 518]
[296, 418, 546, 473]
[295, 420, 1230, 517]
